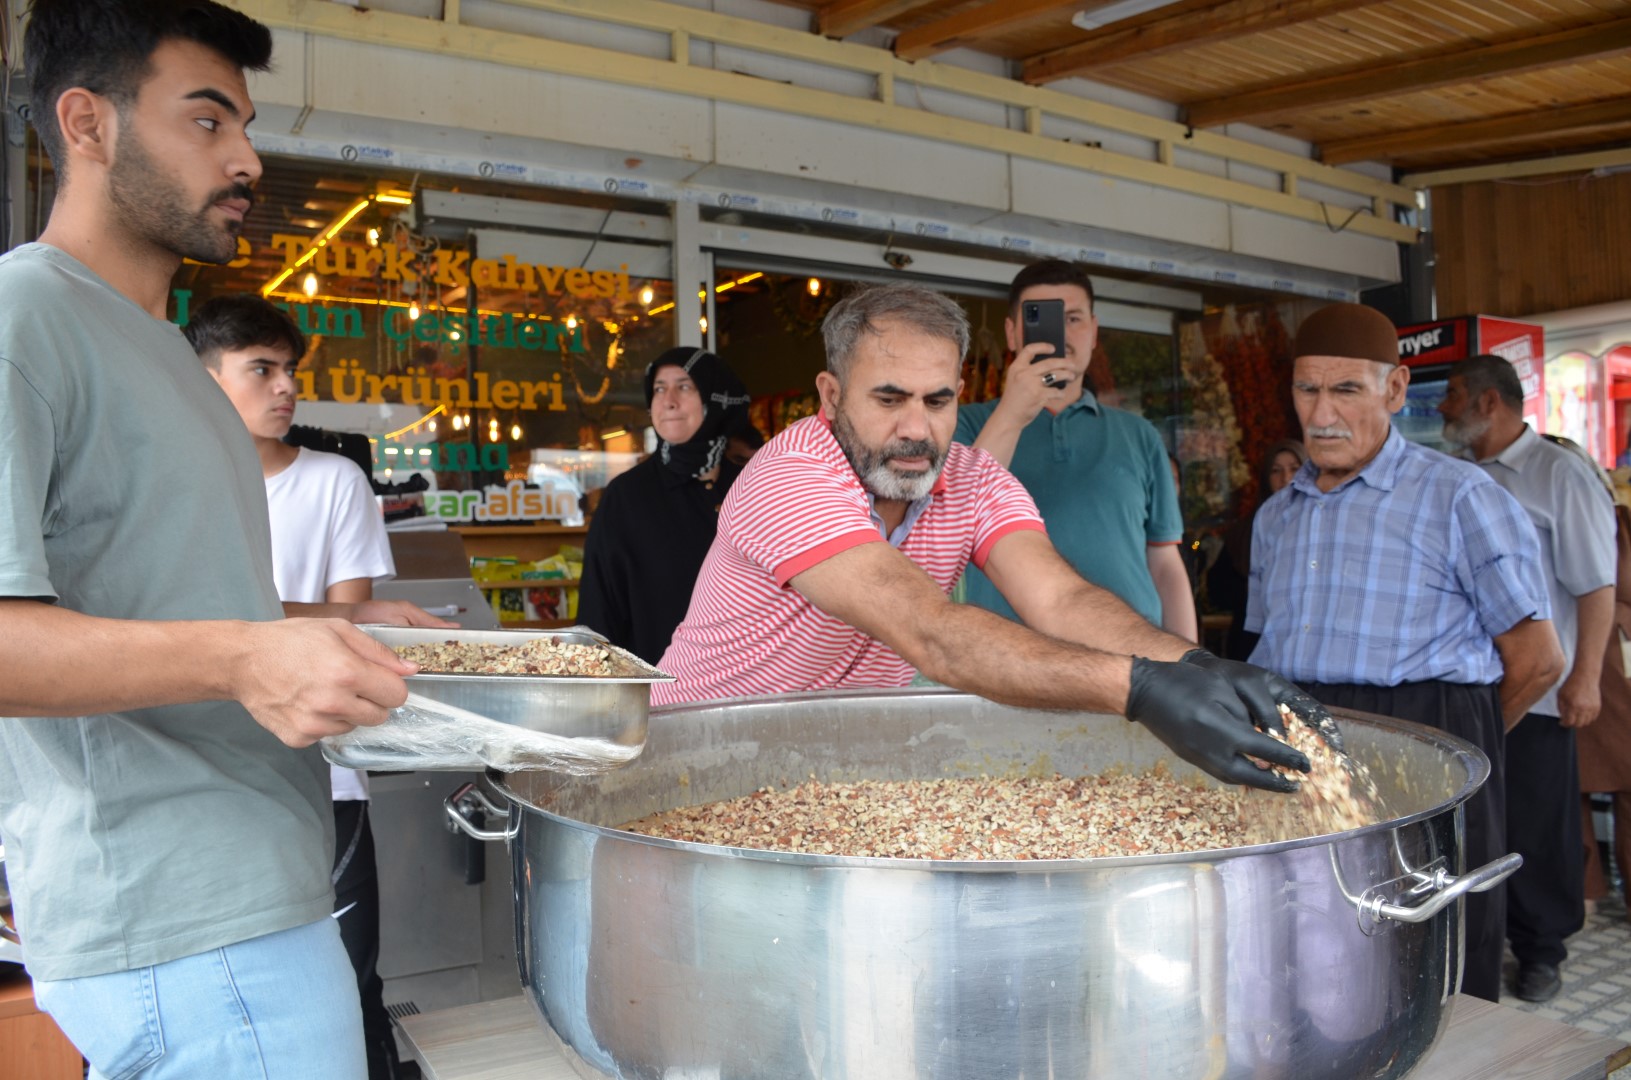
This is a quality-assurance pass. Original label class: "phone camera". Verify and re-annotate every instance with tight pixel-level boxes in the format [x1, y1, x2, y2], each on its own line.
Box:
[1023, 303, 1039, 324]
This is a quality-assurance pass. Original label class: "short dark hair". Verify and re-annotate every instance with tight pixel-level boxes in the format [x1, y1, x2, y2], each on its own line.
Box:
[821, 283, 970, 381]
[1451, 354, 1525, 413]
[183, 294, 307, 370]
[1007, 259, 1097, 314]
[25, 0, 273, 175]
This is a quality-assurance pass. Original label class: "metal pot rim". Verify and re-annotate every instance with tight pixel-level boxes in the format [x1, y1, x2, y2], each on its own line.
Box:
[492, 687, 1490, 871]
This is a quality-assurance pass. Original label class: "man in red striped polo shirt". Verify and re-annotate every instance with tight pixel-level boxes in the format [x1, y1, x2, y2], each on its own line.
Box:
[656, 282, 1322, 790]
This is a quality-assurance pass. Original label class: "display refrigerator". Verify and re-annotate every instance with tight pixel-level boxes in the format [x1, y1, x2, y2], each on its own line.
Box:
[1393, 315, 1547, 453]
[1546, 345, 1631, 468]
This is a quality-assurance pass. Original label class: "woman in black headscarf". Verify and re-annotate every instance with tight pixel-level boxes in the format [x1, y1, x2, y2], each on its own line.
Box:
[578, 347, 762, 664]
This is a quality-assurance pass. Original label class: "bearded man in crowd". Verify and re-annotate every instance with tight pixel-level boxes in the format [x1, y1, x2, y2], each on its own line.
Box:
[655, 281, 1328, 795]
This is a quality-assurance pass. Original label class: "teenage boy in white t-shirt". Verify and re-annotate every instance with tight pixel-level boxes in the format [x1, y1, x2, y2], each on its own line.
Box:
[185, 294, 403, 1079]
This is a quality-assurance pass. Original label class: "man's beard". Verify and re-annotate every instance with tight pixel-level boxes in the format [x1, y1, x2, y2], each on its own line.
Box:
[1442, 412, 1492, 451]
[831, 400, 945, 502]
[108, 125, 250, 265]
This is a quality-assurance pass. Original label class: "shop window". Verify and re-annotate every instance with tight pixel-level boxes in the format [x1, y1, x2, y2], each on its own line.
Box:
[162, 156, 674, 525]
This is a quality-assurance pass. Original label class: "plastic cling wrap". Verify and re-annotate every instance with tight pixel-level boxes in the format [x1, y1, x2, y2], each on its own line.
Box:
[321, 693, 645, 774]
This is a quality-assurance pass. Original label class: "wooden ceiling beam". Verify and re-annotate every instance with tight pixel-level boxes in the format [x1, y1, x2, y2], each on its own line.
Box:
[894, 0, 1082, 62]
[818, 0, 936, 39]
[1022, 0, 1381, 84]
[1186, 15, 1631, 129]
[1321, 98, 1631, 165]
[1403, 145, 1631, 189]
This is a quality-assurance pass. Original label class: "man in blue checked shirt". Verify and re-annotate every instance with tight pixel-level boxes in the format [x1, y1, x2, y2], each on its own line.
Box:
[1247, 302, 1563, 1003]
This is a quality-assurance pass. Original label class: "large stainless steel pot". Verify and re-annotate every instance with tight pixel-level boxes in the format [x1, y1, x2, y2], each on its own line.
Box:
[449, 689, 1518, 1079]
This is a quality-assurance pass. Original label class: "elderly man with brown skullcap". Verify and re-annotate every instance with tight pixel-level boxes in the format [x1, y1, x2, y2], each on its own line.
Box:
[1245, 302, 1564, 1002]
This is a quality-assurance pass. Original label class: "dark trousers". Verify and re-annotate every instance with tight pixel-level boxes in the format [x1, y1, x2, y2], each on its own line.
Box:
[1301, 680, 1507, 1003]
[1506, 713, 1584, 966]
[333, 800, 403, 1080]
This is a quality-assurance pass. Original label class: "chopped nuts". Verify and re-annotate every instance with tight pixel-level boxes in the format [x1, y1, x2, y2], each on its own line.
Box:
[627, 766, 1240, 859]
[393, 637, 613, 676]
[622, 709, 1381, 860]
[1239, 705, 1385, 846]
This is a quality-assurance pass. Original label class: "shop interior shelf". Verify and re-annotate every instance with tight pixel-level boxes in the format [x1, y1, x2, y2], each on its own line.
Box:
[475, 578, 581, 591]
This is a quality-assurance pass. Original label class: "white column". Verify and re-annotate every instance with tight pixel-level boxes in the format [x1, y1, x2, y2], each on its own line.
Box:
[672, 200, 705, 348]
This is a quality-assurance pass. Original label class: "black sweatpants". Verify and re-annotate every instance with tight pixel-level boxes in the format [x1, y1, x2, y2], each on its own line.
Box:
[1301, 680, 1506, 1003]
[333, 800, 403, 1080]
[1506, 712, 1584, 967]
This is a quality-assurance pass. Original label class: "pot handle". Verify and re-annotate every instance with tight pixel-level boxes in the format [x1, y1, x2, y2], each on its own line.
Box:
[1359, 852, 1522, 925]
[444, 781, 516, 843]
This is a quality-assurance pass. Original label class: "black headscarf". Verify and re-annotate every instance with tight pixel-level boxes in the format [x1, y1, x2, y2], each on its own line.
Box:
[642, 347, 755, 480]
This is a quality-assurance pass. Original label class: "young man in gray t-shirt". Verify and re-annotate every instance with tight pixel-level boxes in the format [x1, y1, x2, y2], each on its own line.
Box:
[0, 3, 444, 1075]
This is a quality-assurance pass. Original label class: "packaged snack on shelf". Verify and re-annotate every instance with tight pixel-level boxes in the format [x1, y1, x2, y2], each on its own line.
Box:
[519, 545, 584, 583]
[487, 587, 527, 623]
[524, 585, 577, 622]
[470, 555, 521, 584]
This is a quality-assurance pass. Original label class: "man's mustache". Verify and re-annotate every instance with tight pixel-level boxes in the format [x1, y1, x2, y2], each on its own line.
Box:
[1305, 425, 1352, 440]
[210, 183, 257, 208]
[882, 439, 939, 463]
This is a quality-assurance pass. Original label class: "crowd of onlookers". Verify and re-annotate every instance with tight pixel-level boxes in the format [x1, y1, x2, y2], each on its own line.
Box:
[28, 4, 1625, 1071]
[579, 260, 1631, 1008]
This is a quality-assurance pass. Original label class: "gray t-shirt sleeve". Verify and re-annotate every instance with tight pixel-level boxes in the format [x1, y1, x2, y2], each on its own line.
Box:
[1551, 459, 1617, 599]
[0, 357, 60, 601]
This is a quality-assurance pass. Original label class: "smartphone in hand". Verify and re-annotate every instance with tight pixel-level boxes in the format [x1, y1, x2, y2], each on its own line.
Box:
[1021, 298, 1066, 361]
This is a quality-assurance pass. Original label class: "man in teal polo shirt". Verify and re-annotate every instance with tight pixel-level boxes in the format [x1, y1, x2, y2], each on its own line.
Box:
[954, 260, 1195, 638]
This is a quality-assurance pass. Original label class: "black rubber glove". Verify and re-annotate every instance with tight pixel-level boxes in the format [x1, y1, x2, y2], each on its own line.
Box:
[1179, 649, 1344, 752]
[1126, 657, 1310, 793]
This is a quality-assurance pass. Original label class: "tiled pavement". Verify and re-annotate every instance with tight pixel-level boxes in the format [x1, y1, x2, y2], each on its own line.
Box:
[1498, 888, 1631, 1077]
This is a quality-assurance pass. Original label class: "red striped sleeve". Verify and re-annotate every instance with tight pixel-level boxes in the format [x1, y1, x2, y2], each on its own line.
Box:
[723, 448, 876, 585]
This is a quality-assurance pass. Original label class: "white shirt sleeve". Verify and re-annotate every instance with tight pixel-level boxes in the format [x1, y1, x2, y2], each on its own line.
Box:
[322, 455, 396, 590]
[265, 448, 394, 602]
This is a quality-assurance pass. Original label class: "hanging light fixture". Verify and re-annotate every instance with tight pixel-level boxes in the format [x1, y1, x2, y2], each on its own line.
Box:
[427, 418, 437, 433]
[451, 415, 463, 431]
[366, 227, 380, 247]
[565, 314, 578, 331]
[639, 284, 654, 306]
[302, 272, 319, 298]
[510, 422, 522, 440]
[807, 277, 822, 297]
[699, 315, 709, 335]
[407, 301, 420, 321]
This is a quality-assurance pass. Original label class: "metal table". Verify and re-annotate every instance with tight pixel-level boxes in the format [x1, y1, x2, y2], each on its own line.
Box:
[400, 994, 1631, 1080]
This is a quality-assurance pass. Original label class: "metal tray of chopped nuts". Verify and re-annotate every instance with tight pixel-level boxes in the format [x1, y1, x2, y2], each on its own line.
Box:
[322, 627, 671, 772]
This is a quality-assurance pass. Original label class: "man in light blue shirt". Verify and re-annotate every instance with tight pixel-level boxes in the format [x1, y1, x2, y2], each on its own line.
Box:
[954, 260, 1193, 638]
[1440, 354, 1616, 1003]
[1248, 302, 1563, 1003]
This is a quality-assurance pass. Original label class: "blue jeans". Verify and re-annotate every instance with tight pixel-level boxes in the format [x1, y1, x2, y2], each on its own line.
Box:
[33, 917, 366, 1080]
